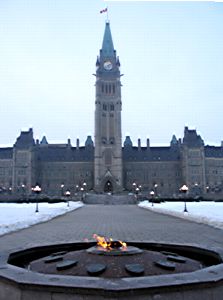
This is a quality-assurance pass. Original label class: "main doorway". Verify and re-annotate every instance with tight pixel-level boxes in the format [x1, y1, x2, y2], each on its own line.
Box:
[104, 180, 113, 193]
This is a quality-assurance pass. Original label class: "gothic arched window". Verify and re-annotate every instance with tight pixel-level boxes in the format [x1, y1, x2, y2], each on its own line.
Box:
[110, 137, 115, 144]
[101, 137, 107, 144]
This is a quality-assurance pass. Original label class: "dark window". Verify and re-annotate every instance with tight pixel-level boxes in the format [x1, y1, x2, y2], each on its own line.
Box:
[110, 137, 115, 144]
[102, 84, 104, 93]
[113, 84, 115, 94]
[102, 137, 107, 144]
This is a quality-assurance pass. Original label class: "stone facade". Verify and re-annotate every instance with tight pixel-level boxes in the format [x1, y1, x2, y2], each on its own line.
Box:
[0, 22, 223, 199]
[0, 127, 223, 199]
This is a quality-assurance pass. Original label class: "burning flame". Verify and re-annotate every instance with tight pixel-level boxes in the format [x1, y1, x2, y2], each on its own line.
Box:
[93, 234, 127, 250]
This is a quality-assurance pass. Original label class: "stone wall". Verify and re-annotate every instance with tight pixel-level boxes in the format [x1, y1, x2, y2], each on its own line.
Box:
[123, 161, 182, 197]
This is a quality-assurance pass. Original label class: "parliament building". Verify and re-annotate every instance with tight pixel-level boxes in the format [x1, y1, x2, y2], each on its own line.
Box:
[0, 22, 223, 199]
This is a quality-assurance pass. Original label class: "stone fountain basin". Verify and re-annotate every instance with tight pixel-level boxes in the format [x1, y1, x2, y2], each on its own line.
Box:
[0, 241, 223, 300]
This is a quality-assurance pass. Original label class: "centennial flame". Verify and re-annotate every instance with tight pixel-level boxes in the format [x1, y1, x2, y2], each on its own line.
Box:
[93, 234, 127, 250]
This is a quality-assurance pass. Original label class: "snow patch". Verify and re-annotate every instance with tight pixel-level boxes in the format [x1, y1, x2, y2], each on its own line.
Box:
[139, 201, 223, 230]
[0, 201, 83, 236]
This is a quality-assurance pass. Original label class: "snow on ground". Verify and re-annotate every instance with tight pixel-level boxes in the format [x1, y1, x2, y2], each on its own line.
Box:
[0, 201, 83, 236]
[139, 200, 223, 230]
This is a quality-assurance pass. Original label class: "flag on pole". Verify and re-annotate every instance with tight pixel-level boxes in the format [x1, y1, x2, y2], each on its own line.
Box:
[100, 8, 107, 14]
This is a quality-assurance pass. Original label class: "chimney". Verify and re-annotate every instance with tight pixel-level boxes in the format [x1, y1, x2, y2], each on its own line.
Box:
[67, 138, 71, 148]
[76, 138, 80, 150]
[146, 138, 150, 149]
[138, 138, 141, 150]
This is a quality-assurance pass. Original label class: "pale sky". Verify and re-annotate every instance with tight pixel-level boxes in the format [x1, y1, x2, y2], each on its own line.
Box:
[0, 0, 223, 147]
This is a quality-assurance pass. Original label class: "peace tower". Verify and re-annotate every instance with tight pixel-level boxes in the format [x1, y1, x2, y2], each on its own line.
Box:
[94, 22, 123, 193]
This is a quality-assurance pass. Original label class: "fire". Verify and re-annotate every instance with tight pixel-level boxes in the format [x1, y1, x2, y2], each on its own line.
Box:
[93, 234, 127, 250]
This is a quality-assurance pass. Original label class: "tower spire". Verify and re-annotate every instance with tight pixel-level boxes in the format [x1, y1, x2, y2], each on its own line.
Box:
[101, 22, 114, 58]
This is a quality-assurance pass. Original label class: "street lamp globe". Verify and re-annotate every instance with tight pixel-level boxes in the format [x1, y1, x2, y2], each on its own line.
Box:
[180, 184, 189, 193]
[33, 185, 41, 194]
[65, 190, 71, 196]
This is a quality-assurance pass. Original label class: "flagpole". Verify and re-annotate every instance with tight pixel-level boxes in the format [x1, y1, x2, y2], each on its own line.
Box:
[100, 7, 109, 22]
[106, 7, 109, 22]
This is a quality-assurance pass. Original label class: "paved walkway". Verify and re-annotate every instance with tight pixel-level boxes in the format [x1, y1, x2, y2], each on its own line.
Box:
[0, 205, 223, 252]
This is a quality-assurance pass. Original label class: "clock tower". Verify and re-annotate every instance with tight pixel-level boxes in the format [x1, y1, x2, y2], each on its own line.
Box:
[94, 22, 123, 193]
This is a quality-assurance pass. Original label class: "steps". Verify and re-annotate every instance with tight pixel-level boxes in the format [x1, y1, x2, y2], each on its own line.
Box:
[83, 194, 137, 205]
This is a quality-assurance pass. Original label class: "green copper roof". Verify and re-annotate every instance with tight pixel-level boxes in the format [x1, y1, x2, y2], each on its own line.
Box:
[102, 22, 114, 57]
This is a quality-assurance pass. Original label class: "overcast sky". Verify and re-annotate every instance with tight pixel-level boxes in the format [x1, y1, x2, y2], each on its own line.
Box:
[0, 0, 223, 147]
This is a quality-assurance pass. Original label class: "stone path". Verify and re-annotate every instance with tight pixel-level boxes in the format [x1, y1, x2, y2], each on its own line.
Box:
[0, 205, 223, 252]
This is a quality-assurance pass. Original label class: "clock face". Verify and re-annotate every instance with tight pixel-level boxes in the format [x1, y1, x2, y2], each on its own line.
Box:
[104, 61, 113, 70]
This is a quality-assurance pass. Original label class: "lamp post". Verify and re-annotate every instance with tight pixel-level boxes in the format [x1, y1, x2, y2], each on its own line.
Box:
[79, 182, 87, 200]
[180, 184, 189, 212]
[65, 190, 71, 207]
[135, 187, 140, 202]
[132, 182, 141, 200]
[60, 184, 64, 197]
[33, 185, 41, 213]
[150, 190, 155, 206]
[132, 182, 136, 193]
[21, 184, 26, 201]
[80, 187, 84, 201]
[83, 182, 87, 198]
[154, 183, 158, 198]
[74, 185, 79, 199]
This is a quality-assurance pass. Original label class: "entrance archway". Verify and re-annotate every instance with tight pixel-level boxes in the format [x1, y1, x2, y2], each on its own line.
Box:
[104, 180, 113, 193]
